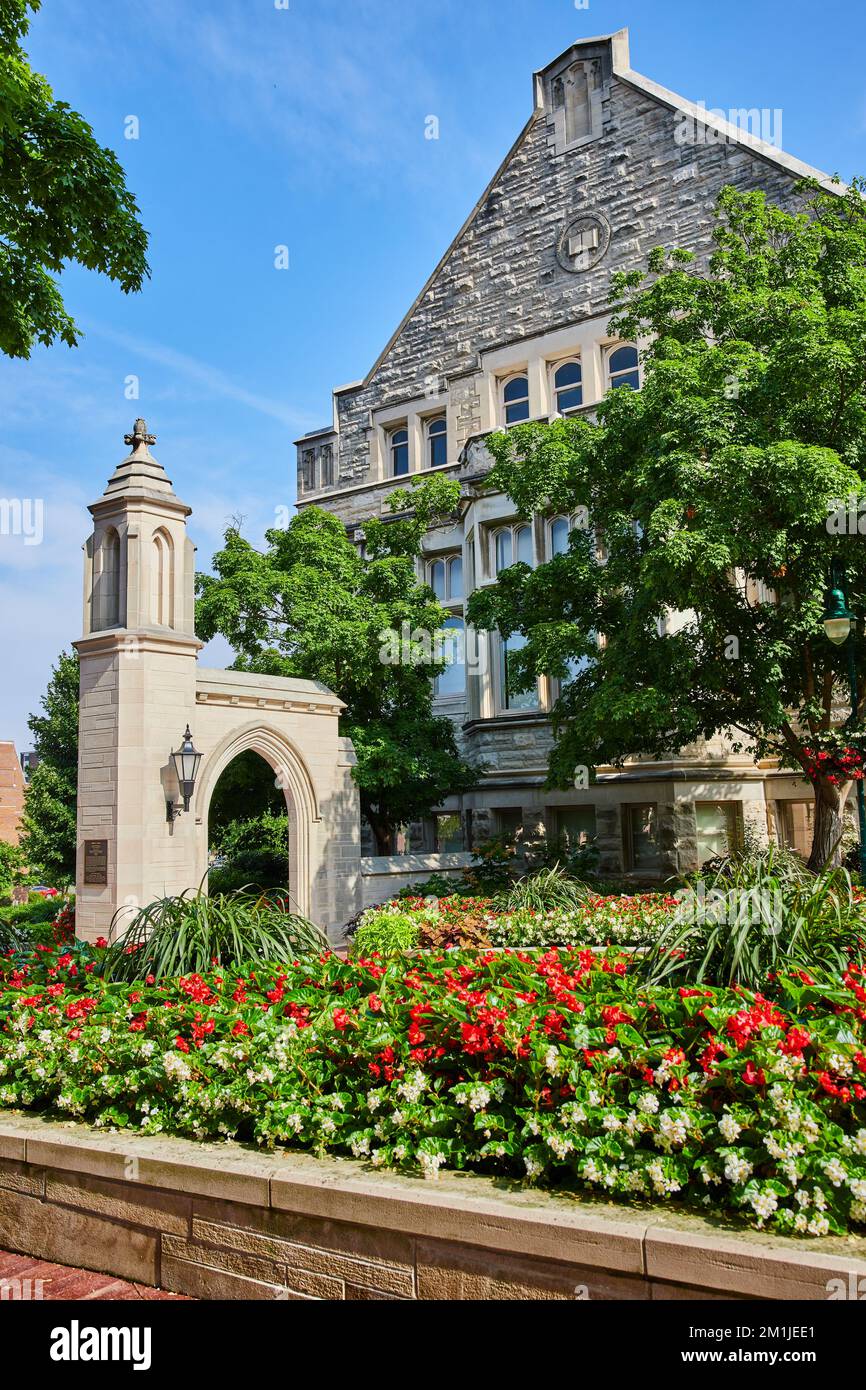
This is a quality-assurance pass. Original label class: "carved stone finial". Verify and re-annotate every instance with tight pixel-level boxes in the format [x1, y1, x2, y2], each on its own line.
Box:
[124, 418, 156, 449]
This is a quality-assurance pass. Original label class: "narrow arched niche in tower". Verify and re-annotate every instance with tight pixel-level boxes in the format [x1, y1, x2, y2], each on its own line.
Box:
[150, 527, 175, 628]
[94, 527, 121, 630]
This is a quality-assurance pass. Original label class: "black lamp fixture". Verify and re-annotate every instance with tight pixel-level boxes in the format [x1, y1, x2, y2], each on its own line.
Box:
[167, 725, 202, 822]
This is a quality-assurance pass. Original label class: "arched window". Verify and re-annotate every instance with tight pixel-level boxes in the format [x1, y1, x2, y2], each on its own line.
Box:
[494, 524, 533, 574]
[390, 427, 409, 476]
[447, 555, 462, 599]
[550, 516, 570, 556]
[150, 528, 174, 628]
[428, 554, 463, 604]
[427, 416, 447, 468]
[502, 374, 530, 425]
[429, 559, 446, 601]
[608, 344, 640, 391]
[435, 616, 466, 698]
[553, 360, 583, 416]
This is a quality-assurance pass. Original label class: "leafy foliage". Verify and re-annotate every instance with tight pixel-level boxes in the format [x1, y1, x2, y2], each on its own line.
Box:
[207, 750, 284, 840]
[468, 181, 866, 870]
[5, 935, 866, 1236]
[196, 478, 478, 851]
[0, 839, 23, 902]
[208, 811, 289, 895]
[0, 1, 149, 357]
[18, 651, 78, 883]
[350, 907, 419, 957]
[98, 889, 329, 982]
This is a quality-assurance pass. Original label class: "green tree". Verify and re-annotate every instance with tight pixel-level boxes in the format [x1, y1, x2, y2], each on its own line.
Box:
[468, 180, 866, 871]
[208, 750, 284, 842]
[0, 1, 149, 358]
[208, 812, 288, 895]
[196, 477, 478, 853]
[0, 839, 23, 902]
[19, 650, 78, 883]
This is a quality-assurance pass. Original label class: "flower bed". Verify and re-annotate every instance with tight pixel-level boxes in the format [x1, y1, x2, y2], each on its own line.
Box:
[2, 935, 866, 1236]
[354, 891, 680, 953]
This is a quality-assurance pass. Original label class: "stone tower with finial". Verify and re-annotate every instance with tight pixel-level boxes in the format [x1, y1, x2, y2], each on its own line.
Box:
[73, 420, 202, 941]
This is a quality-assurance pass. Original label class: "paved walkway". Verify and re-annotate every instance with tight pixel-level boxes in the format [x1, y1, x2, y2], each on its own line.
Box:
[0, 1249, 188, 1300]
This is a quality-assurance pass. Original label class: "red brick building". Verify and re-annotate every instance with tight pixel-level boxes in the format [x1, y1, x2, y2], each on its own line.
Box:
[0, 743, 26, 845]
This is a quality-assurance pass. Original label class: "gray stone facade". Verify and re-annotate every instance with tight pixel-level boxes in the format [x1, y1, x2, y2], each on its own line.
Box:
[295, 29, 837, 877]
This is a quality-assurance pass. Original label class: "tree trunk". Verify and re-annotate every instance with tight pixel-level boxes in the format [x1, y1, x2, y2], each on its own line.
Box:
[363, 805, 394, 856]
[807, 777, 846, 872]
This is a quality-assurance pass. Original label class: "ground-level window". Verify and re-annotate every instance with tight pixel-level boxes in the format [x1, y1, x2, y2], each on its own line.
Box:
[493, 807, 523, 844]
[435, 812, 464, 852]
[695, 801, 744, 865]
[777, 800, 815, 860]
[623, 803, 660, 871]
[553, 806, 596, 847]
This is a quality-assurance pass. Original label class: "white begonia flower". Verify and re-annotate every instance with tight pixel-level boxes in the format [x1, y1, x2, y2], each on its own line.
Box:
[544, 1046, 561, 1074]
[638, 1093, 659, 1115]
[718, 1112, 741, 1143]
[749, 1189, 778, 1221]
[823, 1158, 846, 1188]
[723, 1155, 753, 1185]
[397, 1070, 428, 1104]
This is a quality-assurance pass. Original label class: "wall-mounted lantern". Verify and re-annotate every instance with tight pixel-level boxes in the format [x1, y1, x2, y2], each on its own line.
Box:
[166, 725, 202, 822]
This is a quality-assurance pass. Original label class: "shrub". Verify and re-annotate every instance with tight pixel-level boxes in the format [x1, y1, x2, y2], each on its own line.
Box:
[3, 938, 866, 1236]
[97, 889, 328, 981]
[351, 906, 419, 957]
[0, 894, 67, 929]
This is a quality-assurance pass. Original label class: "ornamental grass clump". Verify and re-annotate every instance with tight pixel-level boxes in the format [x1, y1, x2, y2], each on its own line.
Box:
[496, 865, 591, 913]
[4, 936, 866, 1237]
[639, 851, 866, 990]
[97, 889, 328, 981]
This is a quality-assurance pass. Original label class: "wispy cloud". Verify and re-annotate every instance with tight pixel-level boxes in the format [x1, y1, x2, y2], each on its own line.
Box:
[85, 320, 315, 431]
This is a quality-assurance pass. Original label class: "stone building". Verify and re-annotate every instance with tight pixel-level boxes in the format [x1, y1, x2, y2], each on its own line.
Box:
[295, 28, 834, 880]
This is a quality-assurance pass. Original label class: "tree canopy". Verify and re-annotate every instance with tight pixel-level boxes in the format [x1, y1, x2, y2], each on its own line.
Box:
[196, 477, 478, 852]
[0, 0, 149, 357]
[468, 180, 866, 869]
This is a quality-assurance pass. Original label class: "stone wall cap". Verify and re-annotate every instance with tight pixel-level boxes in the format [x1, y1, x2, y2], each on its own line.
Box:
[3, 1112, 866, 1296]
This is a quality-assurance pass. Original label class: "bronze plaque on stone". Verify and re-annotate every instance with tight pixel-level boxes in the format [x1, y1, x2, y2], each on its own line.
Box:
[83, 839, 108, 886]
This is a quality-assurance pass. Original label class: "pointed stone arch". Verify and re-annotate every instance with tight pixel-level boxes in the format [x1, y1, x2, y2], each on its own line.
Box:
[194, 720, 321, 918]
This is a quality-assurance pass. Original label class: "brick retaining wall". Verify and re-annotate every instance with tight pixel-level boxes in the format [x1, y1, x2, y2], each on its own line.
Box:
[1, 1114, 864, 1300]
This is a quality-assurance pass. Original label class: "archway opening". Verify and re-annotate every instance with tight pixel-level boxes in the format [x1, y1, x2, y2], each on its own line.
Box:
[206, 749, 289, 894]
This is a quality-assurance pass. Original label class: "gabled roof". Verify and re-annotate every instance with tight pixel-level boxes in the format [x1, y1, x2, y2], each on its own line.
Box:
[356, 28, 838, 392]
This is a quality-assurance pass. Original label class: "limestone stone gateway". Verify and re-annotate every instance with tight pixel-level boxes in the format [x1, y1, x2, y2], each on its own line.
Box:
[74, 421, 361, 943]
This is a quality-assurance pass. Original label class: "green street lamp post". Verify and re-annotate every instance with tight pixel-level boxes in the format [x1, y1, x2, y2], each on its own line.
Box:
[822, 563, 866, 882]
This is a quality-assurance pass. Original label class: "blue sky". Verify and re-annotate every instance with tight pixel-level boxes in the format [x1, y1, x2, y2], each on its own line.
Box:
[1, 0, 864, 752]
